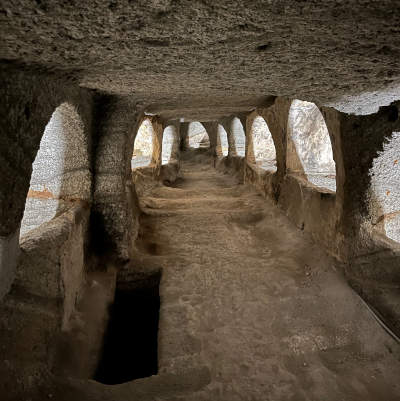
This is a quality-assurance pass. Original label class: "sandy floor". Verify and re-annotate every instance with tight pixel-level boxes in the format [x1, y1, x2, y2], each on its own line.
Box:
[128, 154, 400, 401]
[49, 153, 400, 401]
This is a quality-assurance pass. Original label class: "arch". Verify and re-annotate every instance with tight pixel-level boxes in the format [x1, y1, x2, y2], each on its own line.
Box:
[132, 119, 153, 168]
[250, 115, 277, 171]
[287, 100, 336, 191]
[232, 117, 246, 157]
[162, 125, 178, 164]
[187, 122, 210, 149]
[217, 124, 228, 157]
[369, 131, 400, 243]
[20, 102, 90, 236]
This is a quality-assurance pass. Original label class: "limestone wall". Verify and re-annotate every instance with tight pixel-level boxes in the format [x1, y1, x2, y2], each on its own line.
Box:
[20, 102, 91, 236]
[214, 98, 400, 333]
[92, 97, 143, 264]
[0, 65, 95, 300]
[0, 67, 164, 392]
[0, 66, 100, 389]
[17, 204, 90, 330]
[323, 103, 400, 259]
[236, 97, 400, 267]
[368, 132, 400, 243]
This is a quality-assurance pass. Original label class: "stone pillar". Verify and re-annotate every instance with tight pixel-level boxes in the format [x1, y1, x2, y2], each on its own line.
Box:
[150, 117, 164, 172]
[169, 120, 181, 161]
[0, 231, 20, 299]
[227, 119, 238, 157]
[202, 121, 218, 157]
[322, 103, 400, 260]
[0, 66, 95, 300]
[0, 71, 59, 299]
[258, 97, 292, 182]
[161, 120, 180, 163]
[180, 122, 190, 151]
[216, 127, 224, 158]
[238, 115, 247, 153]
[221, 118, 237, 157]
[245, 112, 257, 164]
[92, 96, 142, 264]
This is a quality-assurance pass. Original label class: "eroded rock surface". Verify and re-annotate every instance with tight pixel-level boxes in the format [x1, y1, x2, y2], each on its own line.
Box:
[1, 1, 400, 117]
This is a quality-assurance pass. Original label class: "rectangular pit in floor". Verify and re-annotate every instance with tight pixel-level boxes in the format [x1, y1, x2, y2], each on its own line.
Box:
[94, 270, 161, 385]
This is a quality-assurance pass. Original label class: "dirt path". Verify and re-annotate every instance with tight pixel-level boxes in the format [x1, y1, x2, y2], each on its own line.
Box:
[123, 154, 400, 401]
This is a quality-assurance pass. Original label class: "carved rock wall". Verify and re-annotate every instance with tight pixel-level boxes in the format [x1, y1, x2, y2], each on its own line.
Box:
[0, 66, 95, 299]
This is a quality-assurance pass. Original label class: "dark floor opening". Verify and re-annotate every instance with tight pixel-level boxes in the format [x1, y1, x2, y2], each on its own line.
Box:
[94, 271, 161, 385]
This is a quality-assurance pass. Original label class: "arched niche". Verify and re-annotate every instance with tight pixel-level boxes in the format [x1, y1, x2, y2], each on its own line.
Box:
[251, 115, 277, 171]
[287, 100, 336, 192]
[162, 125, 178, 165]
[132, 119, 154, 169]
[217, 125, 228, 157]
[369, 131, 400, 243]
[20, 102, 90, 236]
[188, 122, 210, 149]
[232, 117, 245, 157]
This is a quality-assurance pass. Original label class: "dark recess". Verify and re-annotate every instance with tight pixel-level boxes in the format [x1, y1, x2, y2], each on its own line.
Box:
[94, 271, 161, 385]
[256, 43, 271, 51]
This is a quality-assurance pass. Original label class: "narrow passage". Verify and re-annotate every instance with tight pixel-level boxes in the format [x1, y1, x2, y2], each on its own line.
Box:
[128, 152, 400, 401]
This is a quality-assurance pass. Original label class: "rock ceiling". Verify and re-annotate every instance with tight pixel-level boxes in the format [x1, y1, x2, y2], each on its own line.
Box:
[1, 0, 400, 119]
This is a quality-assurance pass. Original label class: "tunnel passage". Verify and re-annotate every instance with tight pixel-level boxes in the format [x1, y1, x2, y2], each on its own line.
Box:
[94, 271, 161, 385]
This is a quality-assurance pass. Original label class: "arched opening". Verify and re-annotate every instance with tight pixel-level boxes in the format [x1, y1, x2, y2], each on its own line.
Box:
[161, 125, 178, 165]
[287, 100, 336, 192]
[132, 119, 153, 168]
[187, 122, 210, 149]
[217, 125, 228, 157]
[251, 115, 277, 171]
[232, 117, 245, 157]
[20, 103, 90, 237]
[369, 132, 400, 243]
